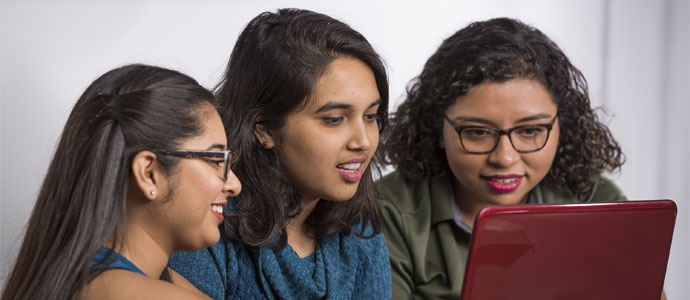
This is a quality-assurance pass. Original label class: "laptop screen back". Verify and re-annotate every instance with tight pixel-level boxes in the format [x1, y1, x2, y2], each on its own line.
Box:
[460, 200, 676, 300]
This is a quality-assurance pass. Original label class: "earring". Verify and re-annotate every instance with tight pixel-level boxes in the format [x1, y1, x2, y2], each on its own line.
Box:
[150, 190, 156, 196]
[262, 140, 269, 147]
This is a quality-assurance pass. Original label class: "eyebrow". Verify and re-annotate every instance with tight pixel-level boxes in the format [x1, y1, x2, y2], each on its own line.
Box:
[514, 113, 554, 123]
[206, 144, 227, 151]
[315, 99, 382, 113]
[451, 113, 554, 126]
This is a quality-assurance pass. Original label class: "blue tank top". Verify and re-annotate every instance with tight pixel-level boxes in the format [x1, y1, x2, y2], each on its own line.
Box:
[91, 247, 146, 276]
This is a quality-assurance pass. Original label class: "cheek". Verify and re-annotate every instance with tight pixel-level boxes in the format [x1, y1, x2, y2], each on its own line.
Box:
[444, 140, 476, 179]
[279, 135, 329, 187]
[446, 148, 480, 179]
[443, 125, 463, 166]
[280, 125, 323, 158]
[180, 168, 220, 207]
[543, 124, 560, 167]
[528, 132, 559, 176]
[442, 126, 486, 183]
[369, 126, 380, 151]
[441, 121, 459, 149]
[286, 139, 326, 166]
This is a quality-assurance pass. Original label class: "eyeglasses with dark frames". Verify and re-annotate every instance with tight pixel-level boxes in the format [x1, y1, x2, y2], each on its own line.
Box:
[154, 149, 231, 181]
[444, 114, 558, 154]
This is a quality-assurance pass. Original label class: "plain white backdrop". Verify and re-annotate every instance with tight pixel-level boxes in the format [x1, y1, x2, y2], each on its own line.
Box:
[1, 0, 688, 298]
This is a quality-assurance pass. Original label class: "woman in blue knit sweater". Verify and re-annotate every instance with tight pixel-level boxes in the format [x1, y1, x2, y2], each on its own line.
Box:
[169, 8, 391, 299]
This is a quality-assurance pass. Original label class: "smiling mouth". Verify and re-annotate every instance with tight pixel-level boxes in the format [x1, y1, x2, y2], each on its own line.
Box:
[482, 175, 524, 192]
[337, 162, 362, 172]
[210, 204, 224, 222]
[210, 204, 223, 214]
[336, 160, 365, 183]
[489, 177, 520, 184]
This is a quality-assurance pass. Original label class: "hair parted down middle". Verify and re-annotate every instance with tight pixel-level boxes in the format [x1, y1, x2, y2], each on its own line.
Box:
[216, 8, 389, 249]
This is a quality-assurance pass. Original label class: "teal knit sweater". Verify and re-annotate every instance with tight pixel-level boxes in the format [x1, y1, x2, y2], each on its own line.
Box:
[169, 224, 391, 299]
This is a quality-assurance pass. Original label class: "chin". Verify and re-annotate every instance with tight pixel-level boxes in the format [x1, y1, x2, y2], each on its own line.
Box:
[196, 230, 221, 249]
[321, 183, 360, 202]
[207, 231, 221, 246]
[489, 194, 526, 206]
[327, 191, 358, 202]
[190, 240, 218, 251]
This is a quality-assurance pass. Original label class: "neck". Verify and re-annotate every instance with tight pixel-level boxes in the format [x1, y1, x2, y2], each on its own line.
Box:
[108, 219, 171, 279]
[451, 179, 528, 229]
[286, 197, 320, 258]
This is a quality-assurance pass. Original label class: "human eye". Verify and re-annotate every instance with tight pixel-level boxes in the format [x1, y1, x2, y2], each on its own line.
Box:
[322, 116, 344, 126]
[363, 113, 379, 123]
[462, 127, 494, 139]
[515, 125, 546, 137]
[205, 158, 224, 168]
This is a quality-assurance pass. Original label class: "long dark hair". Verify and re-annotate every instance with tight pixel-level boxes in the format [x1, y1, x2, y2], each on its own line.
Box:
[1, 64, 214, 300]
[382, 18, 624, 197]
[217, 8, 389, 248]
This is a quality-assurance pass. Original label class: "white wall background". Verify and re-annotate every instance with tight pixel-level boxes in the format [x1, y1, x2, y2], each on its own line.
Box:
[1, 0, 688, 298]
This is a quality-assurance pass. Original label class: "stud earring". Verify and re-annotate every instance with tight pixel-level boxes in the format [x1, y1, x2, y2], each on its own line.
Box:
[150, 190, 156, 196]
[262, 140, 269, 147]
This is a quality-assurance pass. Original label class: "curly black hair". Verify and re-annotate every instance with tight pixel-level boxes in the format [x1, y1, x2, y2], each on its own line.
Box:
[381, 18, 624, 197]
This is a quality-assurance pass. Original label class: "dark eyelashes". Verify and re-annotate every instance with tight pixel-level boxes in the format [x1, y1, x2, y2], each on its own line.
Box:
[322, 117, 344, 126]
[321, 114, 379, 126]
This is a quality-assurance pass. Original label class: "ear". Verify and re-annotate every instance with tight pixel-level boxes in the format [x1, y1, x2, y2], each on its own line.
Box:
[254, 123, 275, 149]
[131, 151, 167, 201]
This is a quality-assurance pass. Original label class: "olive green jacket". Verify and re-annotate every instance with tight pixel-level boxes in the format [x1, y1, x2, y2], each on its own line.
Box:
[377, 171, 626, 300]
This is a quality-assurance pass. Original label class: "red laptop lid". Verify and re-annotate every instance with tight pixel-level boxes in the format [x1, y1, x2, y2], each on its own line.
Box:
[460, 200, 676, 300]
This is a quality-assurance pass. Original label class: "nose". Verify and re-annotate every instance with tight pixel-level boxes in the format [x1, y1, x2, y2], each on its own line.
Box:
[223, 169, 242, 197]
[347, 119, 374, 151]
[487, 134, 520, 167]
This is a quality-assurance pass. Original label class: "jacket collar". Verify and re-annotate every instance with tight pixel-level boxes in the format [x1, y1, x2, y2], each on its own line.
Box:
[429, 172, 546, 226]
[429, 172, 456, 225]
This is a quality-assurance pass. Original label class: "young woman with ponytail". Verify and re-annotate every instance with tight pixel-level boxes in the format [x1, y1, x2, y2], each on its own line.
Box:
[1, 64, 241, 300]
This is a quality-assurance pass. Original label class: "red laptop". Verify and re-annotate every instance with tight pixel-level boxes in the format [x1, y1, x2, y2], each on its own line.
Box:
[460, 200, 676, 300]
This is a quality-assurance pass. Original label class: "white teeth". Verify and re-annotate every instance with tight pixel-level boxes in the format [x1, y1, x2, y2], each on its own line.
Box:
[338, 162, 361, 172]
[492, 178, 518, 184]
[210, 205, 223, 214]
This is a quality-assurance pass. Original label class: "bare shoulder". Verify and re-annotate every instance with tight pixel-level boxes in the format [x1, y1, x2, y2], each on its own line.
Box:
[82, 270, 212, 300]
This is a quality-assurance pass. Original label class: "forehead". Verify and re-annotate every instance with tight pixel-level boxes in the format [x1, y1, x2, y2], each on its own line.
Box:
[449, 79, 556, 117]
[179, 105, 227, 149]
[300, 56, 380, 112]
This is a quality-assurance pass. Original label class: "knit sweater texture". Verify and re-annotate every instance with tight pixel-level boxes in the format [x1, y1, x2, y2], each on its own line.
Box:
[169, 223, 391, 300]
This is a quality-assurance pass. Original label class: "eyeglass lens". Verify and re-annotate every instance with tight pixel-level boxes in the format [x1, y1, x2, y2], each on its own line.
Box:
[460, 125, 550, 153]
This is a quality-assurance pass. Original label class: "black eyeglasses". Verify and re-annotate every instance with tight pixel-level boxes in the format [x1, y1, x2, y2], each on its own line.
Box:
[444, 114, 558, 154]
[154, 149, 231, 181]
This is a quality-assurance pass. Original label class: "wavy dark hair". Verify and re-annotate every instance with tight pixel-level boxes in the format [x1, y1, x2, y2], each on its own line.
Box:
[217, 8, 388, 248]
[382, 18, 623, 197]
[1, 64, 214, 300]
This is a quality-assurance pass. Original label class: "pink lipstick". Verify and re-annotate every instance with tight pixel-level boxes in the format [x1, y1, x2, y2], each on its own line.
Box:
[483, 174, 523, 192]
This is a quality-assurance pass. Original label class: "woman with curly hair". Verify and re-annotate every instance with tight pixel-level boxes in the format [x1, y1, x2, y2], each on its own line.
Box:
[377, 18, 628, 299]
